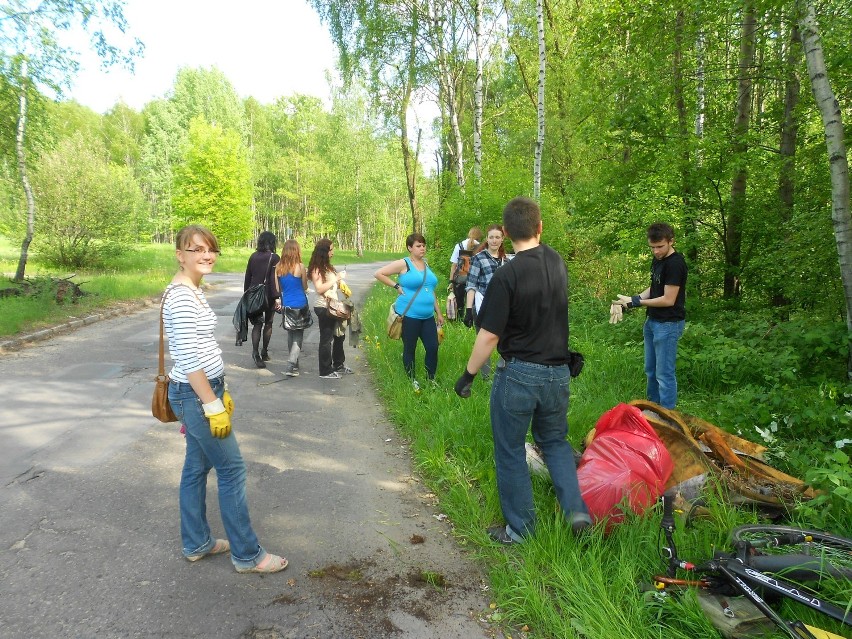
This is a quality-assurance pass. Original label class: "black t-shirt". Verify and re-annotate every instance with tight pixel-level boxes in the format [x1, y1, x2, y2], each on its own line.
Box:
[647, 251, 687, 322]
[478, 243, 570, 366]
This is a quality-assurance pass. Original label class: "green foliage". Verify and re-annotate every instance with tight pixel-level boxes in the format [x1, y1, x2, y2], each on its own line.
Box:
[794, 450, 852, 536]
[31, 133, 148, 268]
[171, 117, 253, 244]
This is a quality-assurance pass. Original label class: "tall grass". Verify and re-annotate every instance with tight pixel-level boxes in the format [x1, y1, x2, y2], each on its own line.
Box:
[360, 279, 852, 639]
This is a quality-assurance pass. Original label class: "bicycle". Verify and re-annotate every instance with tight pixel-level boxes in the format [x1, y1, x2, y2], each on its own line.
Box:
[652, 492, 852, 639]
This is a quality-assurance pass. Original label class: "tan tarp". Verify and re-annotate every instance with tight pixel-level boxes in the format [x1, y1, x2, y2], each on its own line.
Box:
[627, 400, 815, 509]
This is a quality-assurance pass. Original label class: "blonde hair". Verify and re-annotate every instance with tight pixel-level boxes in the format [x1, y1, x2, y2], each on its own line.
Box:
[276, 239, 303, 276]
[465, 226, 482, 250]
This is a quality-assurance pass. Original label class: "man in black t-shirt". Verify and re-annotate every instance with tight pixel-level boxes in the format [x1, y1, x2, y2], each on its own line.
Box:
[614, 222, 687, 409]
[454, 197, 590, 545]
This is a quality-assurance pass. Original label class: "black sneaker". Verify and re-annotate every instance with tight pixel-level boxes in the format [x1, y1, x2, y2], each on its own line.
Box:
[571, 515, 593, 535]
[487, 525, 519, 546]
[335, 365, 354, 375]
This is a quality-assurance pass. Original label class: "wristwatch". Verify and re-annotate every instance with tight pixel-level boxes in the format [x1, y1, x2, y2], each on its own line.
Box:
[393, 283, 401, 291]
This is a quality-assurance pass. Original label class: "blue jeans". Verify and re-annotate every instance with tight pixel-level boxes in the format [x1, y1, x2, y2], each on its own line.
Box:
[401, 316, 439, 380]
[490, 359, 590, 541]
[168, 376, 267, 570]
[643, 319, 685, 409]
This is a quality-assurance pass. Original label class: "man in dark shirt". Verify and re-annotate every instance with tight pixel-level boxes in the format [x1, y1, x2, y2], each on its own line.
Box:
[454, 197, 590, 544]
[614, 222, 687, 409]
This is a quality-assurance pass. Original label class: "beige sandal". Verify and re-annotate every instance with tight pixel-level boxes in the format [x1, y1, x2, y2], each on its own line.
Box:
[235, 552, 289, 574]
[186, 538, 230, 562]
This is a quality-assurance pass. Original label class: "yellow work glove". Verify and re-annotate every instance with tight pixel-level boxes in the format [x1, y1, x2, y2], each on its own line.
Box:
[339, 280, 352, 298]
[609, 303, 624, 324]
[223, 390, 234, 416]
[202, 398, 232, 439]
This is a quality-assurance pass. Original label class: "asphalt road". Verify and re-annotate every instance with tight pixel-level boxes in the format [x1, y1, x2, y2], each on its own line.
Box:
[0, 263, 501, 639]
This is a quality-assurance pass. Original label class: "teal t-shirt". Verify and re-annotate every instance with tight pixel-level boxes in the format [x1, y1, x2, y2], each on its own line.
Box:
[395, 258, 438, 320]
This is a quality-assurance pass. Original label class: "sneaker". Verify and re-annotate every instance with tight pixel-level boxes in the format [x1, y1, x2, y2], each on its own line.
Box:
[335, 365, 354, 375]
[487, 525, 520, 546]
[571, 515, 593, 535]
[285, 364, 299, 377]
[412, 380, 421, 392]
[319, 371, 341, 379]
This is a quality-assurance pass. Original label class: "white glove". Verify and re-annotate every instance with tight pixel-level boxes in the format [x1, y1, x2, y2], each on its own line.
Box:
[609, 303, 624, 324]
[614, 294, 631, 308]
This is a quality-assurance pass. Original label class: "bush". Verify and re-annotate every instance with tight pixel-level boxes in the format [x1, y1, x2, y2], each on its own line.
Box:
[32, 133, 148, 268]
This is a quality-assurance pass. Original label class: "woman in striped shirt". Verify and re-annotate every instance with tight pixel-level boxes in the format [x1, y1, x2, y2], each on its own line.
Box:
[164, 225, 288, 574]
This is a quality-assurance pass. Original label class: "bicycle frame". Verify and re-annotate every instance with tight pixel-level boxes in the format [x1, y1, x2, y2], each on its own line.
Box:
[655, 494, 851, 639]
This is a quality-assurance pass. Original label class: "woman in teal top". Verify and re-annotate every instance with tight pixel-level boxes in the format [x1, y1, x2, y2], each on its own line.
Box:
[374, 233, 445, 386]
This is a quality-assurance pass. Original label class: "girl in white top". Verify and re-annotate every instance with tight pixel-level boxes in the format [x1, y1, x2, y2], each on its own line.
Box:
[163, 224, 288, 574]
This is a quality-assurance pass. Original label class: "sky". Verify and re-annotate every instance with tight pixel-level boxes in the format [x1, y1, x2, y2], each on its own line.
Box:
[66, 0, 339, 113]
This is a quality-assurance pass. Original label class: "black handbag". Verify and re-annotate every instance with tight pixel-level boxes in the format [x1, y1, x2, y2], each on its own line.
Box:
[244, 283, 267, 315]
[244, 254, 274, 315]
[282, 305, 313, 330]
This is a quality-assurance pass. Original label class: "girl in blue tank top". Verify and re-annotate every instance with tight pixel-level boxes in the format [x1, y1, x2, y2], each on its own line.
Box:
[373, 233, 445, 384]
[274, 240, 309, 376]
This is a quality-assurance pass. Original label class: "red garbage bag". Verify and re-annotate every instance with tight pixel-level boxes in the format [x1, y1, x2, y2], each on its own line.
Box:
[577, 403, 673, 531]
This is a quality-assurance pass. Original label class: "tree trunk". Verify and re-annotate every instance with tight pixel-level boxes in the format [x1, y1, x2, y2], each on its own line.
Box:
[798, 0, 852, 377]
[473, 0, 483, 186]
[773, 22, 802, 309]
[724, 1, 756, 299]
[14, 59, 35, 282]
[533, 0, 545, 200]
[673, 9, 697, 264]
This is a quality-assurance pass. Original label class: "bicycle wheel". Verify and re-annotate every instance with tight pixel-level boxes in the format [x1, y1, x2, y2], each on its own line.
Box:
[731, 524, 852, 580]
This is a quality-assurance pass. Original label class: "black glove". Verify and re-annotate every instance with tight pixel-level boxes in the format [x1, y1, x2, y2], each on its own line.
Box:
[463, 307, 474, 328]
[454, 369, 476, 398]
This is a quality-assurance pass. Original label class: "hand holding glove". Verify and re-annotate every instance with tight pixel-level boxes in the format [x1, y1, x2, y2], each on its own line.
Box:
[454, 369, 476, 398]
[463, 307, 474, 328]
[202, 398, 232, 439]
[609, 303, 624, 324]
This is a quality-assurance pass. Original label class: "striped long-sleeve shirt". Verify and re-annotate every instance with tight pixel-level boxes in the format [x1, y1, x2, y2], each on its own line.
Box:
[163, 284, 224, 383]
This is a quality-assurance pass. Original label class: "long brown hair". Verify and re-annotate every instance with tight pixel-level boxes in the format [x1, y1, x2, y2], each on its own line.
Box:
[276, 239, 303, 276]
[475, 224, 506, 260]
[307, 238, 335, 279]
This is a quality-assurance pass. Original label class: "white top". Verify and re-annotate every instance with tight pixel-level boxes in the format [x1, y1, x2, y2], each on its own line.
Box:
[163, 284, 224, 383]
[450, 239, 480, 263]
[311, 270, 339, 308]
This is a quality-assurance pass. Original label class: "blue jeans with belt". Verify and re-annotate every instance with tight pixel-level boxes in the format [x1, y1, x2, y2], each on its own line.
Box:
[643, 319, 685, 409]
[490, 359, 590, 541]
[168, 376, 267, 570]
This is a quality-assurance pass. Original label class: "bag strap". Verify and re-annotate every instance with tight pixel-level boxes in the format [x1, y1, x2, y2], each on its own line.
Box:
[399, 258, 428, 318]
[261, 253, 274, 285]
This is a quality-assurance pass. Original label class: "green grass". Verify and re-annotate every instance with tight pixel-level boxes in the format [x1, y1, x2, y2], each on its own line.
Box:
[0, 240, 396, 337]
[359, 283, 852, 639]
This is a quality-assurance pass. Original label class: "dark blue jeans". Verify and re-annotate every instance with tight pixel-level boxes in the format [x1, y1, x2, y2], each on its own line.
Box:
[314, 307, 345, 375]
[401, 315, 439, 380]
[490, 359, 590, 541]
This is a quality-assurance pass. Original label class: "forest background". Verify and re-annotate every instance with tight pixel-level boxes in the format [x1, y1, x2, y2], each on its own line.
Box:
[1, 1, 851, 636]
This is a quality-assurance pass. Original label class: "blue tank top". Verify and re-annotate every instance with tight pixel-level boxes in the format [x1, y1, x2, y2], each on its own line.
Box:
[394, 258, 438, 320]
[279, 273, 308, 308]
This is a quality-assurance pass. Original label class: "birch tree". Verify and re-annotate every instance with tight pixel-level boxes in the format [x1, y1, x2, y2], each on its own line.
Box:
[533, 0, 545, 199]
[0, 0, 141, 279]
[798, 0, 852, 375]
